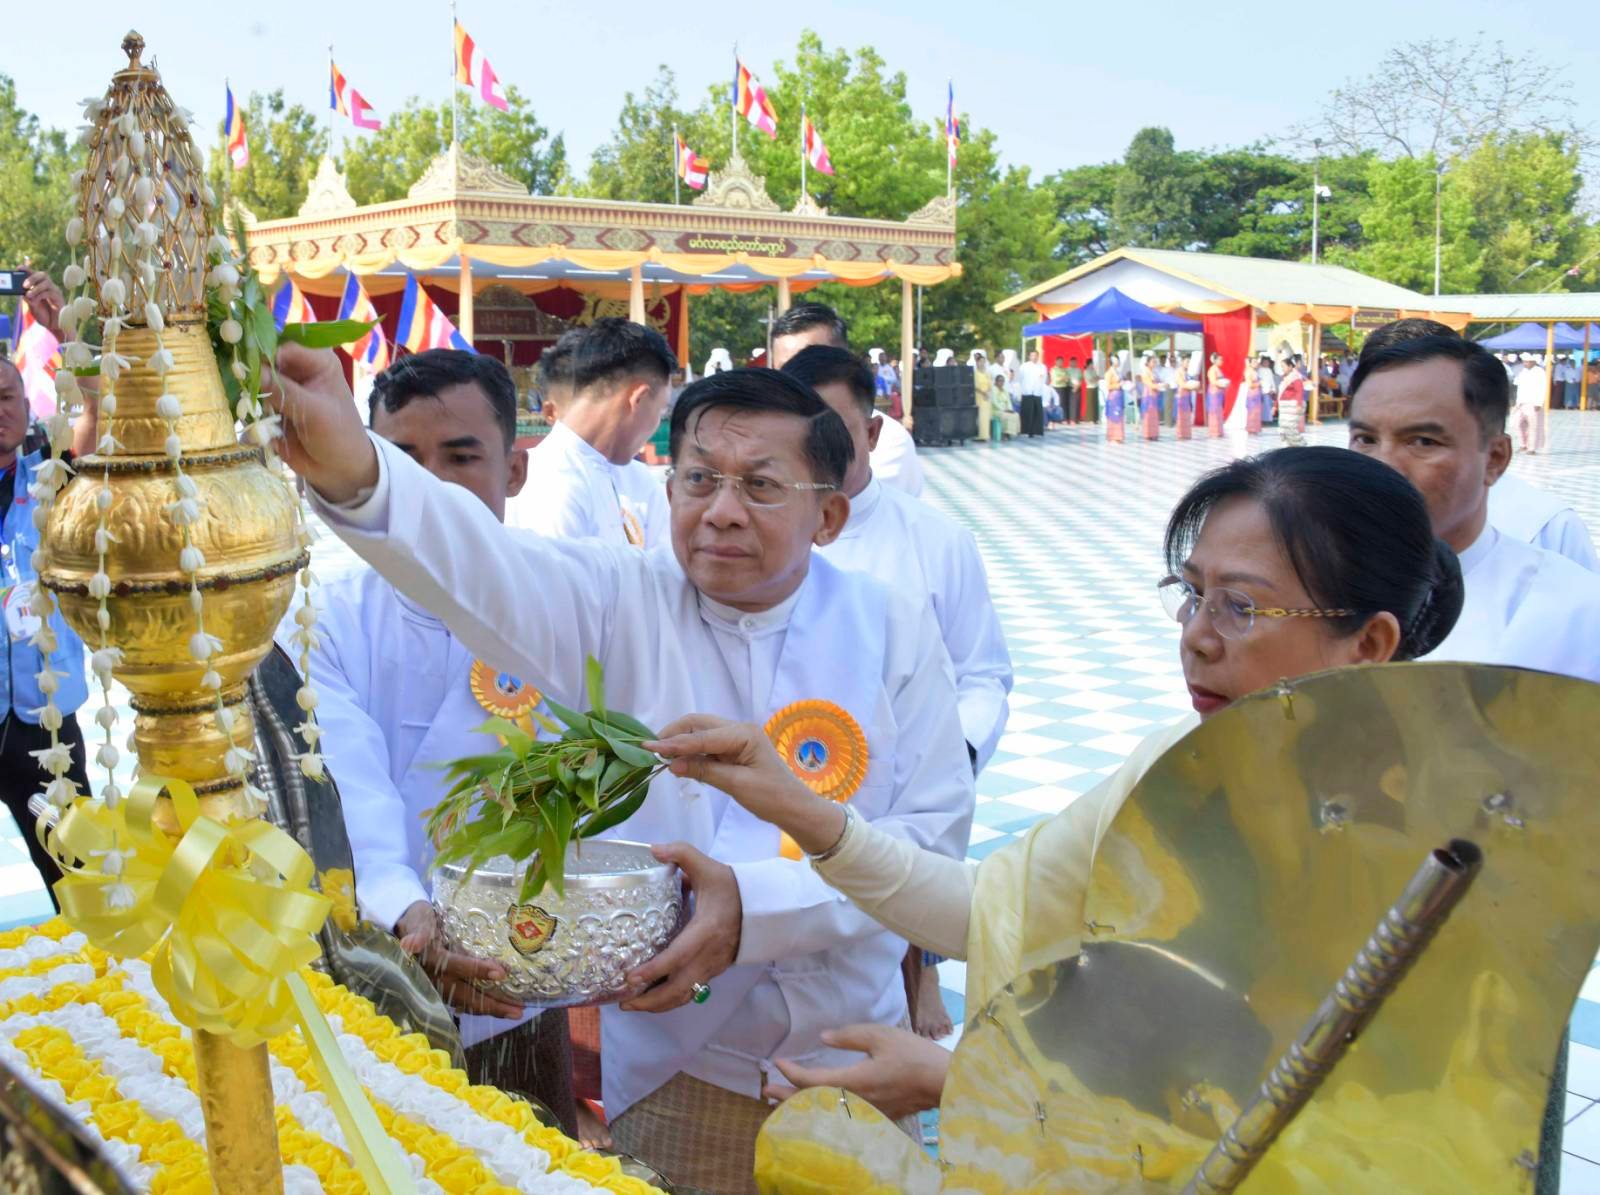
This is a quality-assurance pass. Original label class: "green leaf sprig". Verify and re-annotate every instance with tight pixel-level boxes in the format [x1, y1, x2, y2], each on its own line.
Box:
[425, 657, 666, 902]
[206, 223, 374, 420]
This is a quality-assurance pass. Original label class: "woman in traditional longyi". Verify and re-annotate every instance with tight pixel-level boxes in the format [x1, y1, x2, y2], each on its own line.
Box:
[645, 447, 1464, 1121]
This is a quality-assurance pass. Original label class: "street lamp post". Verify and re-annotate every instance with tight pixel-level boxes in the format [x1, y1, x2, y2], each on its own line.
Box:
[1433, 162, 1444, 297]
[1312, 140, 1322, 264]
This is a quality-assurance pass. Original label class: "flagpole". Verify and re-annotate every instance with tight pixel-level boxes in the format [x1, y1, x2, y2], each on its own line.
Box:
[326, 47, 335, 148]
[450, 0, 459, 146]
[800, 100, 807, 204]
[945, 79, 953, 199]
[731, 43, 739, 158]
[672, 125, 681, 206]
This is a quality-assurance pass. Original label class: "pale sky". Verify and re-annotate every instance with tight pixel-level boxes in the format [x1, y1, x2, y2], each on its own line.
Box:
[9, 0, 1600, 182]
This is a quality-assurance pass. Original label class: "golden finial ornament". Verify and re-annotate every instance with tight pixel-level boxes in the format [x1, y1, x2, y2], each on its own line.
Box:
[36, 32, 305, 1192]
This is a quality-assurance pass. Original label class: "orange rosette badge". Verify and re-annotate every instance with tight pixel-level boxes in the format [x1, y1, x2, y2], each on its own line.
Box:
[764, 700, 869, 860]
[470, 660, 544, 735]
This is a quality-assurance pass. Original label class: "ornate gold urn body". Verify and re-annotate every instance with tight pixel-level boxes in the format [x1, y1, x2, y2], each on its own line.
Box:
[43, 319, 303, 821]
[34, 34, 305, 1191]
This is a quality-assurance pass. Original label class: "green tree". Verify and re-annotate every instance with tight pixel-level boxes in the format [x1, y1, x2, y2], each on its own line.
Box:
[584, 67, 710, 204]
[0, 76, 74, 283]
[344, 89, 567, 205]
[1454, 132, 1596, 291]
[1334, 154, 1481, 294]
[1045, 161, 1119, 264]
[919, 122, 1059, 353]
[1111, 127, 1200, 249]
[205, 90, 326, 221]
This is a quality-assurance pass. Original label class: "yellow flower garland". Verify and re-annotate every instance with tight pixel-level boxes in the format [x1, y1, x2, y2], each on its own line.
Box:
[0, 920, 661, 1194]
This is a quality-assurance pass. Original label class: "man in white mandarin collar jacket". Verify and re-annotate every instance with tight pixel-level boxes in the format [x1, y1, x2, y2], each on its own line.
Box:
[271, 350, 973, 1192]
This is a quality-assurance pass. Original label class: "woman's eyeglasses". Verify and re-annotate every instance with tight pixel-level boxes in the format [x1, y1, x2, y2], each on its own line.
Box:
[1157, 576, 1354, 641]
[665, 466, 836, 509]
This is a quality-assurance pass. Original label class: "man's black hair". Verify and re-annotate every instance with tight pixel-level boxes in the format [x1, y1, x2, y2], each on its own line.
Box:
[780, 345, 876, 417]
[771, 302, 849, 347]
[669, 368, 854, 488]
[1359, 318, 1460, 356]
[1349, 331, 1510, 441]
[369, 349, 517, 448]
[538, 318, 676, 396]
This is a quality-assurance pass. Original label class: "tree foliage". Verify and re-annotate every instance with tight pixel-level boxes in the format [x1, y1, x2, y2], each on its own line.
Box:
[1296, 36, 1591, 165]
[344, 88, 567, 205]
[0, 76, 74, 282]
[203, 89, 326, 221]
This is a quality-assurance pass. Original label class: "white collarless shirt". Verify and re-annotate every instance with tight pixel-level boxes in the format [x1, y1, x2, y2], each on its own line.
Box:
[818, 477, 1012, 769]
[869, 414, 924, 497]
[1487, 473, 1599, 573]
[506, 420, 668, 548]
[312, 434, 974, 1119]
[1424, 524, 1600, 682]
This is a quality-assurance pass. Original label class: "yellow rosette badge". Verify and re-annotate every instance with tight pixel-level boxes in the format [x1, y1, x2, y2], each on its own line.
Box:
[470, 658, 544, 735]
[764, 700, 869, 859]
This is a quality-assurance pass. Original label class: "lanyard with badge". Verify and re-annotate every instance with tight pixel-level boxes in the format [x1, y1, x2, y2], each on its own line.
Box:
[2, 535, 42, 643]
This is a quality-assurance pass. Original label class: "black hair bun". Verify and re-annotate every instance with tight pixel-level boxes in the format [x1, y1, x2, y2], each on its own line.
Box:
[1400, 539, 1465, 660]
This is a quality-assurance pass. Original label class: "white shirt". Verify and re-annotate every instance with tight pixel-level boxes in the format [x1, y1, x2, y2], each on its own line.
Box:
[1424, 524, 1600, 682]
[312, 434, 974, 1119]
[1488, 473, 1599, 572]
[1017, 360, 1051, 397]
[1556, 361, 1579, 383]
[819, 477, 1012, 768]
[280, 569, 542, 1045]
[505, 421, 668, 548]
[869, 414, 924, 497]
[1514, 366, 1549, 410]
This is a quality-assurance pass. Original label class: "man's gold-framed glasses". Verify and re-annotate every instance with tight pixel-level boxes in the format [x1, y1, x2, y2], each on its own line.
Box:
[1157, 575, 1355, 641]
[665, 466, 836, 509]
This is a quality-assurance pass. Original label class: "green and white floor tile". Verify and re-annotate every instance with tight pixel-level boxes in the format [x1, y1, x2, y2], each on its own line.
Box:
[5, 411, 1600, 1184]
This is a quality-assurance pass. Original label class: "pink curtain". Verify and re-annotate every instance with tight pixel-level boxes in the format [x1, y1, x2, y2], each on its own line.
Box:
[1202, 308, 1255, 420]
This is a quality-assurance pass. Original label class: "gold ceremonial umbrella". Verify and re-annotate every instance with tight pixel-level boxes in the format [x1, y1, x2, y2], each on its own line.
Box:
[757, 662, 1600, 1193]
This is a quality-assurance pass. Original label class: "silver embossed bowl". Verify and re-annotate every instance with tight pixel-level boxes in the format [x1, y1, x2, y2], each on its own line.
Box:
[431, 840, 683, 1008]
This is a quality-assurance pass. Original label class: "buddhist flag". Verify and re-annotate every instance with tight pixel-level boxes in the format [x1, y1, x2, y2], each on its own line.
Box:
[733, 59, 777, 139]
[223, 83, 249, 170]
[676, 133, 708, 191]
[336, 274, 390, 372]
[803, 116, 834, 176]
[945, 81, 959, 168]
[271, 279, 317, 331]
[330, 59, 381, 131]
[454, 21, 508, 112]
[13, 304, 61, 417]
[394, 274, 472, 354]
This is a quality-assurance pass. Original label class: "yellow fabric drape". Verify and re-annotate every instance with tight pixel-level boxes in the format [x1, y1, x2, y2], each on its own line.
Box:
[255, 240, 961, 290]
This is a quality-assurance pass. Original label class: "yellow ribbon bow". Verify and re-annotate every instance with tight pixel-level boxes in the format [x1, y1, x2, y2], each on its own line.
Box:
[49, 774, 331, 1047]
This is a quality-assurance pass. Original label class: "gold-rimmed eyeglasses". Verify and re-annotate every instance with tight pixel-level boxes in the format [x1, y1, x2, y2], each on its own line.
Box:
[666, 466, 836, 509]
[1157, 575, 1355, 641]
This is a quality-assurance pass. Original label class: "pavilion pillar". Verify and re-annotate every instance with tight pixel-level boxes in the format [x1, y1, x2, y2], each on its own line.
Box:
[777, 275, 791, 315]
[1308, 321, 1322, 424]
[1544, 322, 1556, 411]
[1582, 323, 1593, 411]
[457, 253, 475, 344]
[629, 264, 645, 324]
[677, 286, 692, 374]
[900, 277, 914, 425]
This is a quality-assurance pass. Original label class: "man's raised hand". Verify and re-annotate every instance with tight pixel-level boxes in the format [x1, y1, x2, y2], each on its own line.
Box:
[268, 342, 379, 504]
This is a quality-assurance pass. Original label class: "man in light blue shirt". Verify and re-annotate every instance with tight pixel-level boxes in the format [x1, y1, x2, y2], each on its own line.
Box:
[0, 355, 89, 909]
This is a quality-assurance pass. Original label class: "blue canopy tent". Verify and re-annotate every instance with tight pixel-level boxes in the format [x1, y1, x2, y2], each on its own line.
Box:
[1023, 288, 1202, 385]
[1023, 287, 1201, 338]
[1477, 321, 1587, 352]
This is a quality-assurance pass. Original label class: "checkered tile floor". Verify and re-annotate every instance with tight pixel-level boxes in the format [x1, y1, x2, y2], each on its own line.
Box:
[5, 412, 1600, 1184]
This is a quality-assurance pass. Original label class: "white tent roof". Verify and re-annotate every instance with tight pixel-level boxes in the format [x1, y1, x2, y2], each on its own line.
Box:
[1431, 293, 1600, 323]
[997, 247, 1470, 322]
